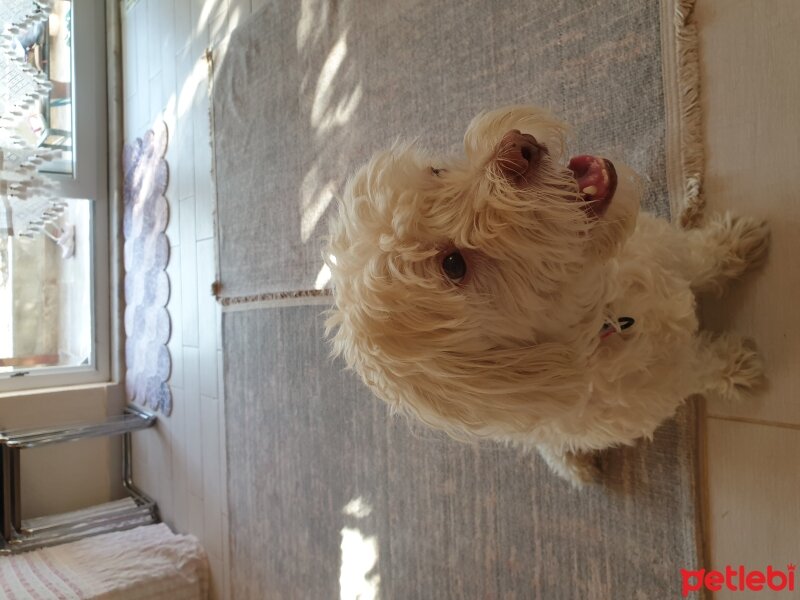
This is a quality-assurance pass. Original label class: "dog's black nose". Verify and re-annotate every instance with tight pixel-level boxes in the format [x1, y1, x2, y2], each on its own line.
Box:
[496, 129, 544, 185]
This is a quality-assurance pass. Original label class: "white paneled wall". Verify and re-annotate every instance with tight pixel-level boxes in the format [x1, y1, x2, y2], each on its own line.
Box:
[121, 1, 255, 598]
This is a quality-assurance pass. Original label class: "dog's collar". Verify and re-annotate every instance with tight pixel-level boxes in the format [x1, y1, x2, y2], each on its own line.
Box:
[600, 316, 635, 340]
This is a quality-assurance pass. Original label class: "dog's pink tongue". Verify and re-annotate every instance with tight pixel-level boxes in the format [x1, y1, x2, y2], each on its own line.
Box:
[567, 155, 617, 217]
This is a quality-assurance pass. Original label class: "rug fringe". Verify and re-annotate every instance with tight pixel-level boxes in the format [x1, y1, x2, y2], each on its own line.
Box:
[674, 0, 706, 229]
[206, 47, 224, 304]
[220, 288, 334, 311]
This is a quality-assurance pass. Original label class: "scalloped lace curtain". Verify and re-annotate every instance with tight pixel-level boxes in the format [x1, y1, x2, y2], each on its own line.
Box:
[1, 0, 65, 286]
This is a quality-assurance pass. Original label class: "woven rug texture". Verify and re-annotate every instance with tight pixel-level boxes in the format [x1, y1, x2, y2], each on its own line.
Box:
[212, 0, 688, 300]
[212, 0, 706, 598]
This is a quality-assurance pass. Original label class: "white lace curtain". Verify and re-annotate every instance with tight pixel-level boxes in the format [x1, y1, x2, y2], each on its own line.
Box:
[0, 1, 67, 284]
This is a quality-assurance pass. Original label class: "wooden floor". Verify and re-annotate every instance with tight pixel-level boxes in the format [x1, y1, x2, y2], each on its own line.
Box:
[120, 1, 799, 599]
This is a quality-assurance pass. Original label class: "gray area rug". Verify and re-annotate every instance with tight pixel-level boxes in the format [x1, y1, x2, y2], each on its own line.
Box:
[213, 0, 673, 300]
[225, 305, 702, 599]
[214, 0, 707, 597]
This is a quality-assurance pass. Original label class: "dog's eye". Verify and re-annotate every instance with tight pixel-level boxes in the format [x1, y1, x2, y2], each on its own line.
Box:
[430, 167, 444, 177]
[442, 251, 467, 281]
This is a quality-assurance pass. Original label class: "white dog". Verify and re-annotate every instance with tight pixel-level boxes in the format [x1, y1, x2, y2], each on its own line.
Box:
[325, 106, 768, 486]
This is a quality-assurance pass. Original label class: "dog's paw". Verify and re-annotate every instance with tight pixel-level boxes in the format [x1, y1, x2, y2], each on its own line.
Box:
[723, 339, 765, 400]
[704, 334, 765, 401]
[562, 452, 602, 488]
[538, 447, 601, 488]
[710, 213, 770, 280]
[727, 214, 770, 270]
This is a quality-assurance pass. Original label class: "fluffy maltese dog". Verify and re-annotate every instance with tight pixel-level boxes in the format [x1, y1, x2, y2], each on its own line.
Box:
[325, 105, 768, 486]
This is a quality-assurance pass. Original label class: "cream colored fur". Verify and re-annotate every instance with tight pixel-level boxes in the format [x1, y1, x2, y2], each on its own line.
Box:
[325, 106, 769, 486]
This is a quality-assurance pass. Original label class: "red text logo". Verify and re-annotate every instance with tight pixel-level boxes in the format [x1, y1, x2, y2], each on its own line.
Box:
[681, 565, 796, 596]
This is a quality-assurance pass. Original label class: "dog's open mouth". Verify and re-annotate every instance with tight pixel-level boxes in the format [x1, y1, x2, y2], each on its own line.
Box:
[567, 155, 618, 218]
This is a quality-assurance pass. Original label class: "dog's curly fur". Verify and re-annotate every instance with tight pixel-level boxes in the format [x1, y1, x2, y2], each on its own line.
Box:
[325, 106, 769, 486]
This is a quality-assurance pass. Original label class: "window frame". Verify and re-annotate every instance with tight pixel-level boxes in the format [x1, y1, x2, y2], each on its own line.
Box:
[0, 0, 110, 393]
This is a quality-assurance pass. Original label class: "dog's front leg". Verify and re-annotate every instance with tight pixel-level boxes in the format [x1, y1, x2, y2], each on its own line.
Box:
[692, 332, 765, 401]
[679, 213, 769, 293]
[536, 445, 600, 488]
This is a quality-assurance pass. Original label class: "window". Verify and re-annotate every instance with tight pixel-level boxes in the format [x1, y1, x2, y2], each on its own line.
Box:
[0, 1, 109, 391]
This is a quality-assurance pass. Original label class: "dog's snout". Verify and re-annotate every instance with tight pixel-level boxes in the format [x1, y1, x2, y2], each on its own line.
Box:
[496, 129, 544, 184]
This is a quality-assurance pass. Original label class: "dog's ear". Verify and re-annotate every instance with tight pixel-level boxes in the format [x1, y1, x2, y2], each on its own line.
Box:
[392, 341, 590, 437]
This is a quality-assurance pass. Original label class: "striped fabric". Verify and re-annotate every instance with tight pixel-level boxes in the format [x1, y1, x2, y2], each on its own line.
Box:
[0, 524, 209, 600]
